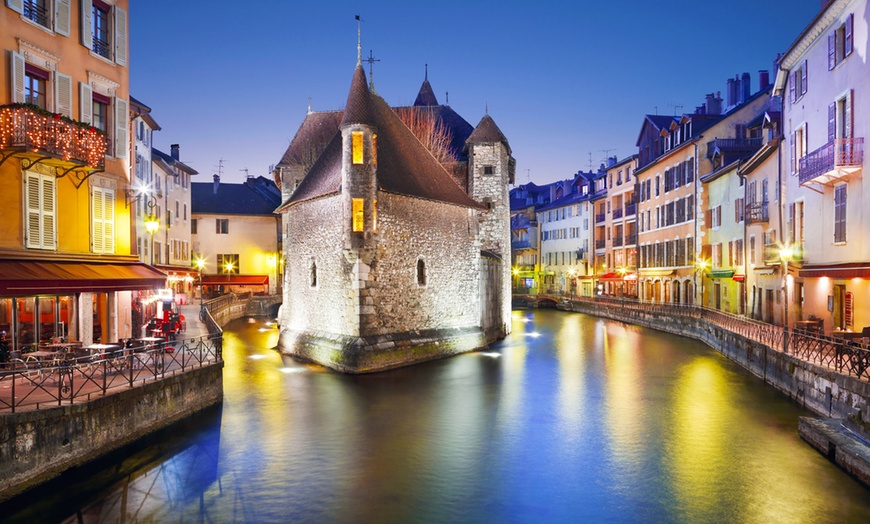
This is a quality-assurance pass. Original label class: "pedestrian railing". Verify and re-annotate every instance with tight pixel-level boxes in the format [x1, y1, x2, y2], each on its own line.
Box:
[536, 293, 870, 382]
[0, 334, 222, 413]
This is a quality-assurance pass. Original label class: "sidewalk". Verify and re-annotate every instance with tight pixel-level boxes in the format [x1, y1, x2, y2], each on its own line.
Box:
[178, 303, 210, 338]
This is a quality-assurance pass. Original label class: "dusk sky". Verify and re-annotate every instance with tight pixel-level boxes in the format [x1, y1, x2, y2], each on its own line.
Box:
[130, 1, 821, 186]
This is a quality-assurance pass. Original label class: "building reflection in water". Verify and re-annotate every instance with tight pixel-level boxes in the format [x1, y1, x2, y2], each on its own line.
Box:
[4, 311, 870, 523]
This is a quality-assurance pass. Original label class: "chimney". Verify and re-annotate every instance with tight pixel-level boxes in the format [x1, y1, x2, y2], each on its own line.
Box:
[705, 92, 722, 115]
[759, 70, 770, 91]
[726, 77, 736, 107]
[741, 72, 751, 102]
[170, 144, 180, 160]
[213, 174, 220, 195]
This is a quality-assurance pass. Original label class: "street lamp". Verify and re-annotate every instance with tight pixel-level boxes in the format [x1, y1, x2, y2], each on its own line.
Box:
[225, 261, 234, 295]
[144, 214, 160, 266]
[696, 259, 709, 307]
[780, 245, 794, 354]
[195, 257, 206, 311]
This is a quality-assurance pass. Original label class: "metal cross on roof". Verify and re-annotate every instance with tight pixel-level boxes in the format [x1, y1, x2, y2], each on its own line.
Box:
[365, 49, 380, 91]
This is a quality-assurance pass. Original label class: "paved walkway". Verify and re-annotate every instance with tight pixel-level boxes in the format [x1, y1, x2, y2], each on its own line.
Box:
[179, 303, 210, 338]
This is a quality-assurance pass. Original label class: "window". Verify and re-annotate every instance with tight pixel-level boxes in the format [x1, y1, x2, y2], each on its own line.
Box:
[83, 0, 126, 66]
[789, 60, 808, 103]
[24, 64, 49, 110]
[217, 254, 239, 274]
[309, 260, 317, 288]
[191, 218, 197, 234]
[749, 235, 756, 265]
[91, 187, 114, 254]
[791, 125, 808, 175]
[828, 14, 854, 70]
[834, 184, 846, 243]
[483, 165, 494, 175]
[216, 218, 228, 234]
[830, 91, 854, 141]
[352, 198, 364, 232]
[92, 92, 110, 132]
[175, 200, 179, 220]
[183, 203, 187, 221]
[416, 259, 427, 286]
[352, 132, 364, 164]
[24, 171, 56, 250]
[655, 176, 660, 196]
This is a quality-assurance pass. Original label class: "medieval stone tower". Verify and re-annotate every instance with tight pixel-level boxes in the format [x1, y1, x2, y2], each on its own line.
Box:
[274, 59, 514, 373]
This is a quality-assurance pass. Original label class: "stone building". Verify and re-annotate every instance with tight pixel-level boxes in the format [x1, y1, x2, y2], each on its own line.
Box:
[274, 61, 514, 373]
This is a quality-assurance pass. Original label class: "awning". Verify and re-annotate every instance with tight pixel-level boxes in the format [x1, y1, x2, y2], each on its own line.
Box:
[598, 272, 622, 281]
[202, 275, 269, 286]
[638, 269, 675, 277]
[799, 263, 870, 279]
[732, 274, 746, 282]
[705, 269, 735, 279]
[0, 259, 167, 296]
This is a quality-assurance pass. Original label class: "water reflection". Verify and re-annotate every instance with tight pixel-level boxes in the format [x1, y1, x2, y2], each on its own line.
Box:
[3, 310, 869, 522]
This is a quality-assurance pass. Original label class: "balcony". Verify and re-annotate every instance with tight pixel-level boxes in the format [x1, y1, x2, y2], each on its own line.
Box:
[595, 213, 606, 224]
[595, 239, 606, 250]
[511, 215, 532, 230]
[0, 104, 108, 177]
[624, 203, 637, 217]
[799, 138, 864, 186]
[625, 233, 637, 246]
[707, 137, 763, 154]
[613, 236, 623, 247]
[612, 208, 623, 219]
[512, 239, 534, 251]
[745, 201, 769, 224]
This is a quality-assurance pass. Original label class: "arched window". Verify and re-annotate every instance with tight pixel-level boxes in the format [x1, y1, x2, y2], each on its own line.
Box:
[309, 260, 317, 288]
[416, 259, 426, 287]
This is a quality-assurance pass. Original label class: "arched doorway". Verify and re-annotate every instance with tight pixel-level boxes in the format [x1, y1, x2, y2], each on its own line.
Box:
[673, 280, 682, 304]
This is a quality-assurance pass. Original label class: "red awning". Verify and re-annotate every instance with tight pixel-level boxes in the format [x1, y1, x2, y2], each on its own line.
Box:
[799, 263, 870, 279]
[599, 272, 623, 282]
[0, 259, 167, 296]
[732, 274, 746, 282]
[201, 275, 269, 286]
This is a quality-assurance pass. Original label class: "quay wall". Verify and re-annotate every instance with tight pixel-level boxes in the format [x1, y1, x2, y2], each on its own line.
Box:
[560, 301, 870, 419]
[0, 363, 223, 503]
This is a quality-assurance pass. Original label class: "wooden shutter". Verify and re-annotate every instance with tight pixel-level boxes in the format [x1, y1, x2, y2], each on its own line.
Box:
[81, 0, 93, 49]
[789, 72, 796, 103]
[828, 102, 836, 142]
[705, 208, 712, 226]
[6, 0, 23, 14]
[92, 188, 104, 253]
[687, 157, 694, 182]
[10, 51, 26, 103]
[790, 132, 796, 174]
[54, 0, 71, 36]
[42, 175, 56, 249]
[845, 89, 853, 139]
[55, 72, 73, 118]
[845, 14, 853, 57]
[79, 82, 92, 124]
[114, 6, 127, 66]
[801, 61, 808, 96]
[728, 241, 734, 266]
[92, 187, 115, 253]
[828, 32, 836, 70]
[25, 172, 56, 250]
[788, 203, 795, 243]
[25, 173, 41, 249]
[114, 97, 128, 158]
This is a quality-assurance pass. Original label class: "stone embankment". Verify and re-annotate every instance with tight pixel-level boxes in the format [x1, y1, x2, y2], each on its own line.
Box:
[557, 298, 870, 488]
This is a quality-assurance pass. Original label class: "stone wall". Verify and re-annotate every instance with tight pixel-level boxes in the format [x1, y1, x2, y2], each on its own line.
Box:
[0, 364, 223, 503]
[561, 300, 870, 418]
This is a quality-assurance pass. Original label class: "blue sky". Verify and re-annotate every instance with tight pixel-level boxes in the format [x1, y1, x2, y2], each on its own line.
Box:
[130, 1, 820, 186]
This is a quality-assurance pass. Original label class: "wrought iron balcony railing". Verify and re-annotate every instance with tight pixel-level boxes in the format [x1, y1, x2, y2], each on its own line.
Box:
[745, 201, 769, 224]
[612, 208, 623, 220]
[624, 203, 637, 217]
[613, 236, 624, 247]
[0, 104, 108, 170]
[512, 239, 534, 251]
[625, 233, 637, 246]
[799, 138, 863, 186]
[595, 239, 606, 250]
[595, 213, 606, 223]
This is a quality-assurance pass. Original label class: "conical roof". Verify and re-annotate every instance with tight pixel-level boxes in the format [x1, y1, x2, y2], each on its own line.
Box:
[466, 114, 511, 154]
[414, 79, 439, 106]
[341, 65, 374, 127]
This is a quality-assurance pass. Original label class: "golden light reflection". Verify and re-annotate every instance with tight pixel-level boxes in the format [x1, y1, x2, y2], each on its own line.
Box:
[555, 314, 585, 446]
[603, 324, 645, 479]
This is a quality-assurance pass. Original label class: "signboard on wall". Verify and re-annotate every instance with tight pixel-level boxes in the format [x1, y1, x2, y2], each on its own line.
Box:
[845, 291, 854, 328]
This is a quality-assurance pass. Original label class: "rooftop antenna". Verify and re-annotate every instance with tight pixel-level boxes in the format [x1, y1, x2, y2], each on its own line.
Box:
[600, 148, 616, 165]
[216, 158, 225, 178]
[668, 103, 684, 115]
[526, 169, 531, 182]
[355, 15, 362, 65]
[240, 168, 250, 178]
[445, 91, 449, 105]
[364, 49, 380, 91]
[653, 105, 658, 115]
[588, 152, 593, 171]
[425, 63, 428, 81]
[307, 96, 312, 114]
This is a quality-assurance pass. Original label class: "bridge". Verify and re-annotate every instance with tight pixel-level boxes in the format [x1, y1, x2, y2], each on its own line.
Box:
[512, 294, 565, 309]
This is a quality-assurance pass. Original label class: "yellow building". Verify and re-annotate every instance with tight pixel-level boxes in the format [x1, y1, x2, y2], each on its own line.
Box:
[1, 1, 163, 352]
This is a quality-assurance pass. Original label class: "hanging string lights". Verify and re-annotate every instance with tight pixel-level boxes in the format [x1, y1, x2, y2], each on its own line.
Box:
[0, 103, 107, 168]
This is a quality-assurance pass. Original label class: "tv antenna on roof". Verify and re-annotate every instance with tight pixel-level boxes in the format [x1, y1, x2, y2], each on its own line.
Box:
[240, 168, 249, 178]
[216, 159, 226, 178]
[668, 103, 684, 116]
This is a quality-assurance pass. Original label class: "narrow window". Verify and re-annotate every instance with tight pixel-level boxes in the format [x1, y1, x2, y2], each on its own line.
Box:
[417, 259, 426, 286]
[310, 260, 317, 288]
[191, 218, 197, 234]
[24, 64, 49, 110]
[92, 92, 111, 133]
[352, 132, 364, 165]
[834, 184, 847, 243]
[92, 1, 111, 59]
[372, 133, 378, 167]
[352, 198, 364, 232]
[372, 200, 378, 233]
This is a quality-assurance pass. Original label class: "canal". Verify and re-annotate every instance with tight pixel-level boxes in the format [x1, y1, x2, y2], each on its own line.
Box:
[3, 309, 870, 522]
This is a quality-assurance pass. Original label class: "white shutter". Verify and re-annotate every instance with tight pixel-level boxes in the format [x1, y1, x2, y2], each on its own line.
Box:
[79, 82, 92, 124]
[845, 89, 853, 139]
[114, 97, 128, 158]
[10, 51, 26, 103]
[113, 6, 127, 66]
[92, 188, 104, 253]
[55, 72, 73, 117]
[41, 175, 56, 249]
[25, 174, 41, 249]
[6, 0, 24, 14]
[54, 0, 71, 36]
[103, 189, 114, 252]
[81, 0, 93, 50]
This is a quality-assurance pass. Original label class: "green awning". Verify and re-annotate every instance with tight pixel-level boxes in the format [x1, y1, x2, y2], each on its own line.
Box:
[705, 269, 735, 279]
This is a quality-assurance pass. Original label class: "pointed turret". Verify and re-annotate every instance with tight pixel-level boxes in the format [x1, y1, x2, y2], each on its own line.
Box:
[466, 114, 512, 154]
[342, 65, 375, 127]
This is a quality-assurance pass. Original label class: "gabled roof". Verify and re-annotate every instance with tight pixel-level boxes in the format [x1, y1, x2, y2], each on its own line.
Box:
[466, 114, 511, 154]
[130, 95, 161, 131]
[635, 115, 679, 147]
[152, 148, 198, 175]
[276, 110, 343, 168]
[192, 176, 281, 216]
[281, 66, 483, 211]
[537, 190, 589, 212]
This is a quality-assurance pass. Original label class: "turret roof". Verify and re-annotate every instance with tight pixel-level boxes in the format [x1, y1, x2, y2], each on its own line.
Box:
[414, 78, 439, 106]
[341, 65, 374, 127]
[466, 114, 511, 154]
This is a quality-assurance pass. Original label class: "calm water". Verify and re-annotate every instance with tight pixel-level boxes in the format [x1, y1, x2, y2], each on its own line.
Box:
[3, 310, 870, 523]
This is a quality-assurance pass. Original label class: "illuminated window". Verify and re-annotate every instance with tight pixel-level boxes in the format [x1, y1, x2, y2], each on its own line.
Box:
[24, 64, 49, 110]
[352, 198, 364, 232]
[373, 134, 378, 167]
[373, 200, 378, 233]
[352, 132, 364, 164]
